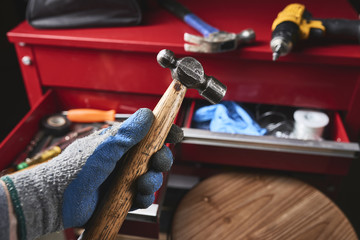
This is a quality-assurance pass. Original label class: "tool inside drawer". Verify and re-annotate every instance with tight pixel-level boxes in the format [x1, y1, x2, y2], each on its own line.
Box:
[175, 99, 359, 175]
[0, 88, 168, 233]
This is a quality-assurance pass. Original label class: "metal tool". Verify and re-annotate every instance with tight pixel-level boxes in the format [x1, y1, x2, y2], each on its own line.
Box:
[62, 108, 132, 123]
[160, 0, 255, 53]
[271, 3, 360, 61]
[81, 49, 226, 239]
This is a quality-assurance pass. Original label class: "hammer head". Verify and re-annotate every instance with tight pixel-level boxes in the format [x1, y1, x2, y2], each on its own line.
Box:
[184, 29, 256, 53]
[157, 49, 227, 104]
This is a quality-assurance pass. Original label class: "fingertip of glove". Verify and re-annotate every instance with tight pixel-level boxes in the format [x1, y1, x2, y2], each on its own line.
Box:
[137, 171, 163, 195]
[133, 108, 154, 123]
[113, 108, 154, 143]
[132, 194, 155, 210]
[165, 124, 184, 144]
[151, 146, 173, 172]
[122, 108, 154, 132]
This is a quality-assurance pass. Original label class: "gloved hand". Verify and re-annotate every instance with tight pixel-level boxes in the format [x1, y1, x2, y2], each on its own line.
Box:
[1, 108, 183, 240]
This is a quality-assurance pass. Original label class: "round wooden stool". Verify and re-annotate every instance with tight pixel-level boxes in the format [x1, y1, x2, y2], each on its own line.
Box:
[172, 172, 357, 240]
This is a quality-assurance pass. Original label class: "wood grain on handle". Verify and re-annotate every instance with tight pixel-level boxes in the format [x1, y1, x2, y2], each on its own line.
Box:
[81, 80, 187, 240]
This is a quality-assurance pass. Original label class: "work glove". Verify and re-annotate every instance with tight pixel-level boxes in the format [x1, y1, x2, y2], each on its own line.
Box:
[193, 101, 267, 136]
[1, 108, 183, 240]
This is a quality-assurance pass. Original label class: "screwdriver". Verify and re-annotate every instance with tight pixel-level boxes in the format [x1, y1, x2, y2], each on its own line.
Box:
[16, 146, 62, 170]
[15, 126, 95, 171]
[62, 109, 132, 123]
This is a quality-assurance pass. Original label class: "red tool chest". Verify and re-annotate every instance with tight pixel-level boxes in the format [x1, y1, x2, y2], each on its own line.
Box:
[1, 0, 360, 238]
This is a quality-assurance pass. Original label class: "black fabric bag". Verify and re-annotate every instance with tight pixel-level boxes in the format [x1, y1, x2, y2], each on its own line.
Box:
[26, 0, 143, 29]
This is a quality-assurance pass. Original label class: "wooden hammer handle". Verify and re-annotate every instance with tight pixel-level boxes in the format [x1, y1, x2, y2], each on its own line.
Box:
[81, 80, 187, 240]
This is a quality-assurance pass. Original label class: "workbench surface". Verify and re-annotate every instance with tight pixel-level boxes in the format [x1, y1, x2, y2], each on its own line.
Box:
[7, 0, 360, 65]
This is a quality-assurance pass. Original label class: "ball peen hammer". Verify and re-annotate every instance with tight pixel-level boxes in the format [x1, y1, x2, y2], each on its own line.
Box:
[81, 49, 226, 239]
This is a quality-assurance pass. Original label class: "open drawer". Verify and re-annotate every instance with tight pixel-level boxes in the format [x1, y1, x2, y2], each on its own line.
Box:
[175, 100, 360, 176]
[0, 88, 169, 238]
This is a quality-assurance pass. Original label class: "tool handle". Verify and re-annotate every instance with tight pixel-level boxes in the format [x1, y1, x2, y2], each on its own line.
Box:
[160, 0, 218, 37]
[184, 14, 219, 37]
[81, 80, 187, 240]
[16, 146, 62, 171]
[66, 109, 116, 122]
[320, 19, 360, 42]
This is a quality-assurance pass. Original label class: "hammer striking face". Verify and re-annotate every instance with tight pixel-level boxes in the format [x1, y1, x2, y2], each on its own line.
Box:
[157, 49, 227, 104]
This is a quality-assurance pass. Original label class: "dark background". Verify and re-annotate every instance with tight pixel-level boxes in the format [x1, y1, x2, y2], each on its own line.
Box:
[0, 0, 29, 141]
[0, 0, 360, 237]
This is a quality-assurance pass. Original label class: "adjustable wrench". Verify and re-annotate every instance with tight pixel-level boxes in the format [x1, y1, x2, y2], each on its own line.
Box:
[160, 0, 256, 53]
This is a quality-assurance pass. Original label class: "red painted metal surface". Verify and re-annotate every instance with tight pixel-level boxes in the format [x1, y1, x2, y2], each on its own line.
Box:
[34, 47, 171, 97]
[176, 144, 352, 176]
[0, 91, 57, 170]
[333, 112, 350, 143]
[14, 44, 43, 107]
[7, 0, 360, 64]
[53, 88, 160, 114]
[30, 45, 358, 112]
[346, 76, 360, 140]
[63, 229, 77, 240]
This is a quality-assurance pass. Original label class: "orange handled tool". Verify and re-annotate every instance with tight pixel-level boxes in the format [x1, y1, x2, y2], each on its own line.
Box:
[62, 109, 132, 123]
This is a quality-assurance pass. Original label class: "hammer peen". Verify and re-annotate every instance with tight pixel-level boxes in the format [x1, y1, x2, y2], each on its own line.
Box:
[81, 49, 226, 239]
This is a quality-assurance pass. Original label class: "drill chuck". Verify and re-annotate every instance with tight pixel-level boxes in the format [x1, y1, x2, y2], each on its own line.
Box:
[271, 20, 300, 61]
[270, 36, 293, 61]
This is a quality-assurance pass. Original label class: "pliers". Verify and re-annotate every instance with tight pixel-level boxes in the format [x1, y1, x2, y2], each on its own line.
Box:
[160, 0, 256, 53]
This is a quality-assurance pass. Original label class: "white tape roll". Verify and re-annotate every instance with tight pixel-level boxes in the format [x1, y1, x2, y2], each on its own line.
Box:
[293, 109, 329, 140]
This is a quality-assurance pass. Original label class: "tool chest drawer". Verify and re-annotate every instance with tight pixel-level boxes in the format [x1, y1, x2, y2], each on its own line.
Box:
[31, 45, 360, 111]
[175, 99, 359, 176]
[0, 89, 163, 168]
[0, 88, 169, 238]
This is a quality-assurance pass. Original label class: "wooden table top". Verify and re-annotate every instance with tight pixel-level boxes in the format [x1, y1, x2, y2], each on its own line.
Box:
[172, 172, 357, 240]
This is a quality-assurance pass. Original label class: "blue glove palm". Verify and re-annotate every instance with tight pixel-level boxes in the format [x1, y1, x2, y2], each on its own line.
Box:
[2, 108, 178, 240]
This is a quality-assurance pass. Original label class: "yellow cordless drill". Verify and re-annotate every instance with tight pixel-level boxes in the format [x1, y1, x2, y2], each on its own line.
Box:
[270, 3, 360, 61]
